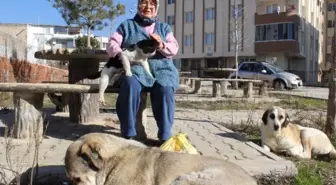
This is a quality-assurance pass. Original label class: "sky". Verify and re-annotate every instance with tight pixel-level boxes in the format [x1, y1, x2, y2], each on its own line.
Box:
[0, 0, 138, 37]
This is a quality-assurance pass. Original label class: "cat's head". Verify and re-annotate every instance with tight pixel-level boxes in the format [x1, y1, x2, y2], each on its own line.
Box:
[135, 39, 157, 57]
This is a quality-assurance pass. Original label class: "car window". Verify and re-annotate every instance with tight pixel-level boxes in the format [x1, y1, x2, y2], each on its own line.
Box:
[252, 63, 263, 73]
[262, 65, 273, 74]
[239, 63, 253, 72]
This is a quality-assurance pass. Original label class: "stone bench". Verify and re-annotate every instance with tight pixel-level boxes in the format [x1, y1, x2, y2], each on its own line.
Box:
[179, 77, 268, 98]
[0, 82, 148, 141]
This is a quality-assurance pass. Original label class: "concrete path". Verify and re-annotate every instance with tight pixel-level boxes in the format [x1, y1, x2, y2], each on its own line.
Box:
[0, 107, 297, 183]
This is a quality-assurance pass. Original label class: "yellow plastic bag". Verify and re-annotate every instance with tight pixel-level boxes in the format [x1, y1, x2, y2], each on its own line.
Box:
[159, 133, 199, 154]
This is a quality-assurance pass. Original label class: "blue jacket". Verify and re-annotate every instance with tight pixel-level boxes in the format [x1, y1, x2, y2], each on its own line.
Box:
[116, 18, 179, 91]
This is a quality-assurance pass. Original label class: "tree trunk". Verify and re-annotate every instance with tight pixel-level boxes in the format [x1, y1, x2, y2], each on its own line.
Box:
[326, 12, 336, 137]
[87, 27, 91, 49]
[12, 92, 44, 139]
[68, 59, 100, 123]
[234, 0, 239, 90]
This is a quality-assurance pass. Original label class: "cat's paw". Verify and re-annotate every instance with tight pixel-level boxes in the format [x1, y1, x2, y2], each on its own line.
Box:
[99, 97, 106, 106]
[125, 72, 133, 77]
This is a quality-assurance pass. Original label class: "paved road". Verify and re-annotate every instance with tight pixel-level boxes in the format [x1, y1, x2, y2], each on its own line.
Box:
[195, 81, 330, 100]
[271, 86, 329, 100]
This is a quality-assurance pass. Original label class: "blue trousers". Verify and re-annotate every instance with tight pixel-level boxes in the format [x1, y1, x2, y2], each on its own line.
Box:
[116, 76, 175, 141]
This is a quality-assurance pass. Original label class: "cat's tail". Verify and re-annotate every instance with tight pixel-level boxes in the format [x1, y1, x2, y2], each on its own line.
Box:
[86, 71, 102, 80]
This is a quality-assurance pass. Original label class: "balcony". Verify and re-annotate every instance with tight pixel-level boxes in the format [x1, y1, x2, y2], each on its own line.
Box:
[255, 11, 301, 25]
[255, 40, 300, 54]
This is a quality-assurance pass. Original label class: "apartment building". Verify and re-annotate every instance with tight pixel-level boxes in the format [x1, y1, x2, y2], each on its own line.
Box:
[95, 36, 109, 50]
[322, 0, 336, 86]
[159, 0, 325, 85]
[159, 0, 256, 77]
[256, 0, 324, 85]
[0, 23, 82, 64]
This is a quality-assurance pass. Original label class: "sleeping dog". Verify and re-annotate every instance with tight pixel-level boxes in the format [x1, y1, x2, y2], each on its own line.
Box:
[65, 132, 258, 185]
[87, 39, 157, 105]
[261, 106, 336, 160]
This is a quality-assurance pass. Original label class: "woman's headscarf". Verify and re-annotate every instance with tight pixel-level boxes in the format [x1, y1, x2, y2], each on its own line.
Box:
[135, 0, 159, 26]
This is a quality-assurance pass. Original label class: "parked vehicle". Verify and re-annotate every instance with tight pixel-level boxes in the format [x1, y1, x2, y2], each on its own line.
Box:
[228, 61, 303, 90]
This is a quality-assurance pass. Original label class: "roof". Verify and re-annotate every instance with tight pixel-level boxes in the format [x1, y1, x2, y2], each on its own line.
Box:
[0, 22, 81, 29]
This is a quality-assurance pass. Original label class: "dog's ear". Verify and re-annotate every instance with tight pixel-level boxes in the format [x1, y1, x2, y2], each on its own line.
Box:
[283, 113, 290, 127]
[79, 141, 107, 171]
[262, 109, 269, 125]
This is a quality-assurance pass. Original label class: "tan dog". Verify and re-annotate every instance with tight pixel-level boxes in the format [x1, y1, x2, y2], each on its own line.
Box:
[65, 133, 257, 185]
[260, 106, 336, 160]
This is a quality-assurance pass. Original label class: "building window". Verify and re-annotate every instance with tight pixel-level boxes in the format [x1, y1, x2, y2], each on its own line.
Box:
[326, 54, 332, 62]
[327, 3, 336, 11]
[184, 11, 193, 23]
[328, 37, 333, 45]
[266, 4, 279, 14]
[184, 35, 193, 46]
[205, 32, 214, 45]
[168, 0, 175, 5]
[255, 23, 298, 42]
[328, 20, 335, 28]
[205, 8, 215, 20]
[167, 15, 175, 25]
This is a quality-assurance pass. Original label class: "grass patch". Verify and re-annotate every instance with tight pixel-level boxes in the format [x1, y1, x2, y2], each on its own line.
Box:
[176, 95, 327, 111]
[101, 93, 327, 111]
[0, 92, 327, 111]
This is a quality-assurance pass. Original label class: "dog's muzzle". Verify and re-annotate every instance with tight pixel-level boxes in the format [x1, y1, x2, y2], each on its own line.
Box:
[274, 124, 280, 131]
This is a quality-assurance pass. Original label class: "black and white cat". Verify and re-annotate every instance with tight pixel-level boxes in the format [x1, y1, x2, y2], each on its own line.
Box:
[87, 39, 157, 105]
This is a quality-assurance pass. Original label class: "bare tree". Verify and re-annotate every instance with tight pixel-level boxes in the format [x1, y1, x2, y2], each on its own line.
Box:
[326, 9, 336, 138]
[230, 0, 251, 89]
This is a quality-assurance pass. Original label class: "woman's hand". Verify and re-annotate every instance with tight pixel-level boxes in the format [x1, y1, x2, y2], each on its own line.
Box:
[149, 33, 164, 49]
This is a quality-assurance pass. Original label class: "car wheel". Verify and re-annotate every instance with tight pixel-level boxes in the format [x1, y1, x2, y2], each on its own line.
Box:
[274, 80, 286, 91]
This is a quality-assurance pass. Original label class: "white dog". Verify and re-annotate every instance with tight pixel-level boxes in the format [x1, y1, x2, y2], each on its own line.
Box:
[260, 106, 336, 160]
[87, 39, 157, 105]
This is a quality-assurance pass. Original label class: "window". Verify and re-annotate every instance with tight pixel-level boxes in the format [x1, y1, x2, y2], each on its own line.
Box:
[328, 37, 333, 45]
[231, 4, 243, 17]
[184, 11, 193, 23]
[239, 63, 253, 72]
[328, 20, 335, 28]
[205, 32, 214, 45]
[54, 27, 68, 34]
[266, 4, 279, 14]
[266, 5, 272, 14]
[168, 0, 175, 5]
[205, 8, 215, 20]
[167, 15, 175, 25]
[328, 3, 336, 11]
[184, 35, 193, 46]
[326, 54, 332, 62]
[255, 23, 298, 42]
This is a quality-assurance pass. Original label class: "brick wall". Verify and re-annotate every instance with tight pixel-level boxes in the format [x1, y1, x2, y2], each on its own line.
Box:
[0, 57, 68, 83]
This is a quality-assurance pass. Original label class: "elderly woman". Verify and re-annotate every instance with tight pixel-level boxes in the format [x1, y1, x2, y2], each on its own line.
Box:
[106, 0, 179, 144]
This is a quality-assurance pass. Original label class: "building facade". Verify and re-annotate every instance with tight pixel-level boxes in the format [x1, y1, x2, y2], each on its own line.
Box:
[0, 23, 83, 65]
[95, 36, 110, 50]
[158, 0, 325, 85]
[256, 0, 324, 85]
[322, 0, 335, 86]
